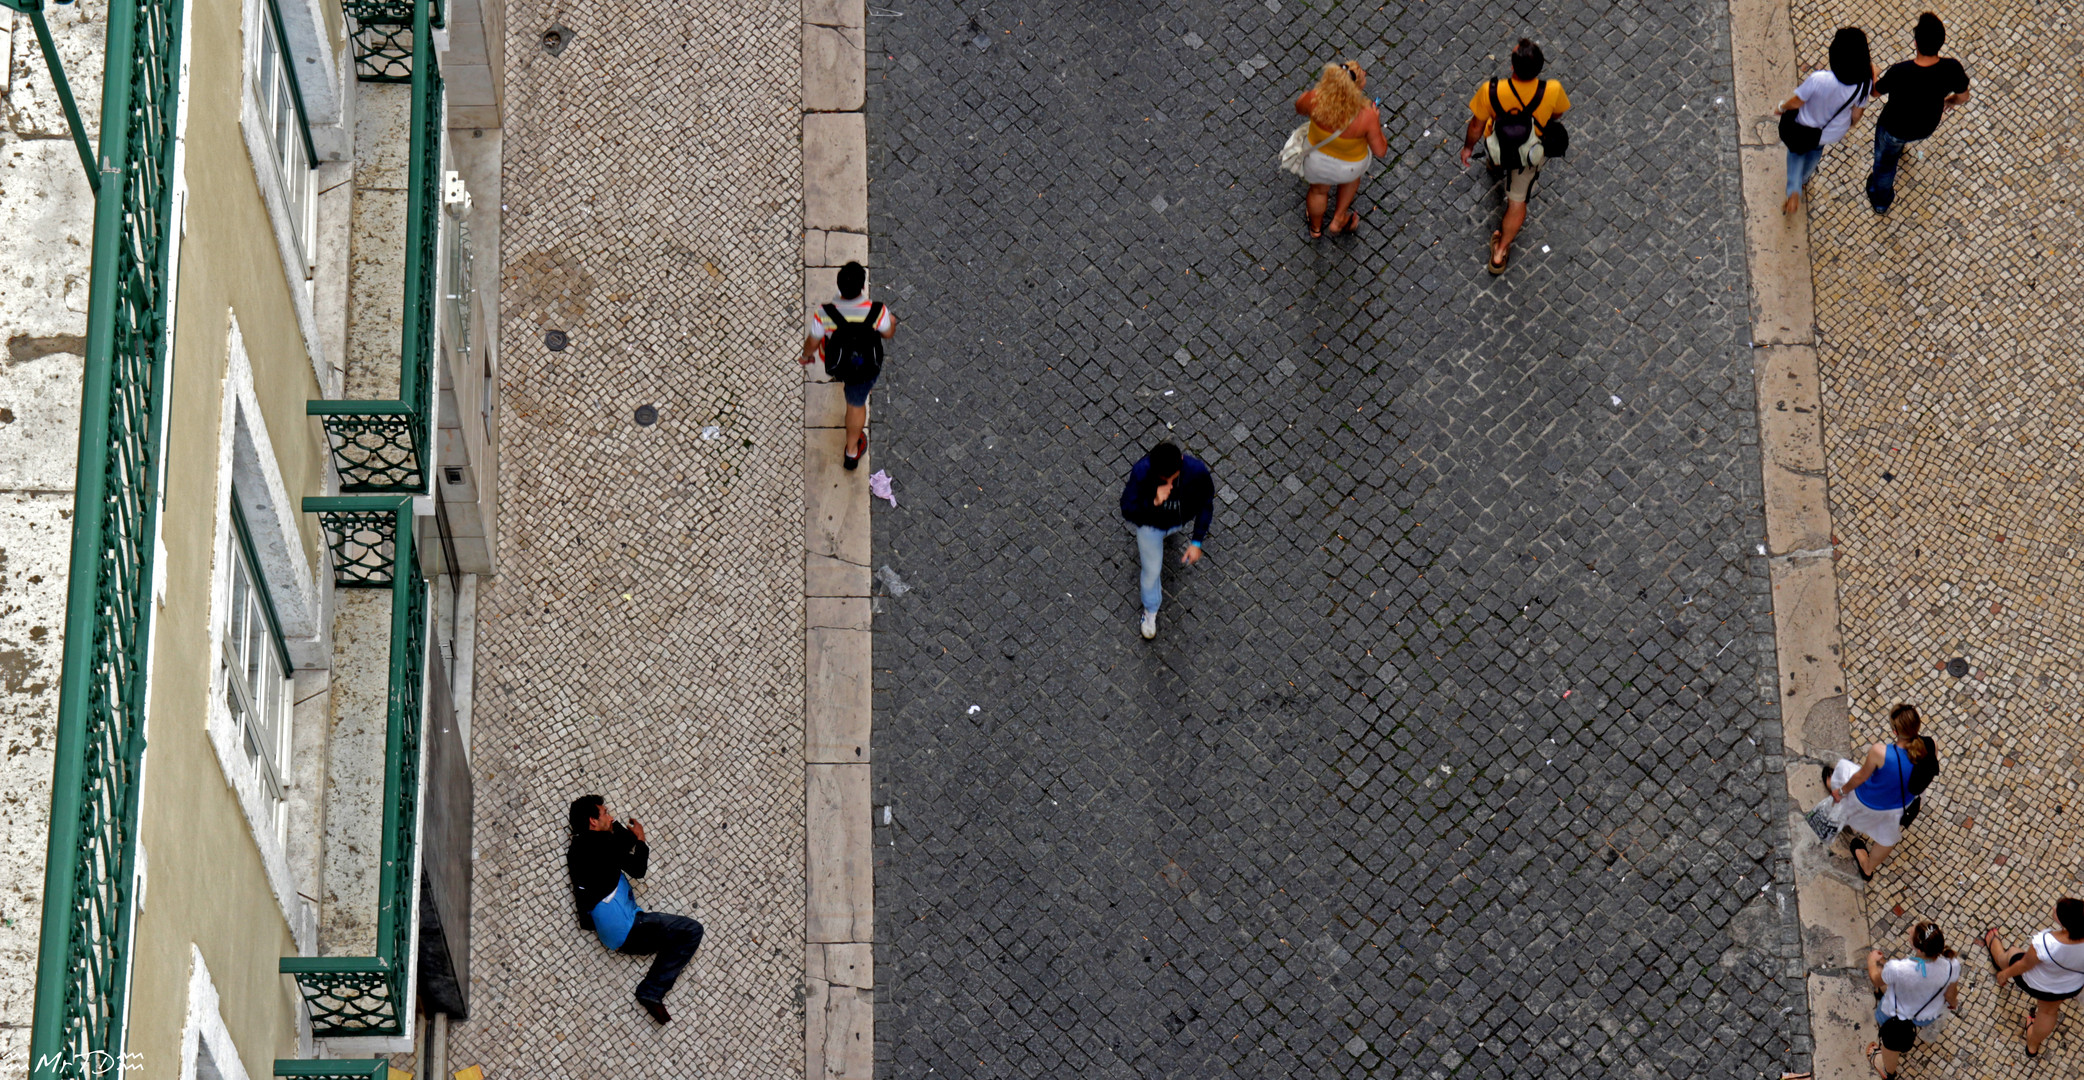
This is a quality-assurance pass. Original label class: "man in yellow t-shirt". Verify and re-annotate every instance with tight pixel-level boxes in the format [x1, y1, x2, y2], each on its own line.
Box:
[1459, 39, 1571, 274]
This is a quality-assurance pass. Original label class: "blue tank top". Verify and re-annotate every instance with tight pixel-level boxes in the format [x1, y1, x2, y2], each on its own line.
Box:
[1855, 744, 1913, 811]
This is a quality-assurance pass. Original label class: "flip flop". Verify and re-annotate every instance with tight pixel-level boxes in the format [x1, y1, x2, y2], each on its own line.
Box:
[1866, 1043, 1893, 1080]
[1847, 836, 1875, 881]
[2022, 1012, 2040, 1057]
[1332, 210, 1362, 235]
[1982, 928, 2006, 973]
[1487, 230, 1508, 275]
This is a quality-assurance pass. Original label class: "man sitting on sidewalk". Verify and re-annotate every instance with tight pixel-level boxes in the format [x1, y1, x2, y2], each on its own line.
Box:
[567, 794, 705, 1024]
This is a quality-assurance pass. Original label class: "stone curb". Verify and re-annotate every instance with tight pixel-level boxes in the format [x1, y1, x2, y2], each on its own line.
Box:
[1727, 1, 1869, 1077]
[801, 0, 873, 1077]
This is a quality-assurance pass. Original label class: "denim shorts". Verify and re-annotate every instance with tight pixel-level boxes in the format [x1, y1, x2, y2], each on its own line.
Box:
[842, 374, 877, 407]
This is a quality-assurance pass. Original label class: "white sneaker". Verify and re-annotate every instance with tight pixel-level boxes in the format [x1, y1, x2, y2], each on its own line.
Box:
[1140, 610, 1158, 639]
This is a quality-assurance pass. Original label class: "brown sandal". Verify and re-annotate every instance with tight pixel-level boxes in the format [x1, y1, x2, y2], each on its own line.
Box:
[1487, 230, 1509, 275]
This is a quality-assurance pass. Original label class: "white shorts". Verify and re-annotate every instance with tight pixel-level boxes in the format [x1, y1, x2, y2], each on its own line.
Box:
[1303, 150, 1370, 186]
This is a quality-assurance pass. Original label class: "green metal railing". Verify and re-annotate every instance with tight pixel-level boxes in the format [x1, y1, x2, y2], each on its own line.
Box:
[27, 0, 183, 1065]
[310, 0, 441, 493]
[337, 0, 438, 82]
[274, 1061, 389, 1080]
[282, 496, 427, 1036]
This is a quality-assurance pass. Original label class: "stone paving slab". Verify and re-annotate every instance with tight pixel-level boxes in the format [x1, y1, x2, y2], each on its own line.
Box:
[1784, 0, 2084, 1076]
[449, 0, 808, 1074]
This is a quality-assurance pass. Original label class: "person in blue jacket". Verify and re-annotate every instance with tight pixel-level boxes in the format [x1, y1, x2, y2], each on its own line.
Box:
[1120, 441, 1214, 640]
[568, 794, 705, 1024]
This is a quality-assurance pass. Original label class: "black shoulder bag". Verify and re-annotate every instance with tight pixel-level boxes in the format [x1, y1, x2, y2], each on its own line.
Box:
[1877, 959, 1953, 1051]
[1899, 738, 1938, 828]
[1779, 80, 1865, 154]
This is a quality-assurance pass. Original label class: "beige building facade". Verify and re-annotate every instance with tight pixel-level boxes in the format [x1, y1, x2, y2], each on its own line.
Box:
[0, 0, 501, 1070]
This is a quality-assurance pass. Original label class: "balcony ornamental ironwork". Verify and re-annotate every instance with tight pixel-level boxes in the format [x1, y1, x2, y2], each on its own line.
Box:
[281, 497, 428, 1035]
[310, 0, 443, 493]
[27, 0, 183, 1067]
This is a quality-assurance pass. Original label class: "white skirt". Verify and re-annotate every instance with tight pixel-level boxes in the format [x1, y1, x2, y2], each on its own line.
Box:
[1303, 150, 1370, 185]
[1831, 758, 1905, 847]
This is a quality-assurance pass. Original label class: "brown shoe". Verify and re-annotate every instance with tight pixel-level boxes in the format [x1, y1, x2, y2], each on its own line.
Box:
[638, 997, 671, 1024]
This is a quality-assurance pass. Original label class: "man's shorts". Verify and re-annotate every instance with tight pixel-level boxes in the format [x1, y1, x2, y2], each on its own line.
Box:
[1505, 162, 1542, 203]
[842, 375, 877, 408]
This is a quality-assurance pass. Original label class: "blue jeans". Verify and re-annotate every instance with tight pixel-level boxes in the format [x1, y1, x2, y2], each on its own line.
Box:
[621, 910, 704, 1003]
[1866, 127, 1916, 211]
[1785, 146, 1824, 197]
[1135, 524, 1187, 614]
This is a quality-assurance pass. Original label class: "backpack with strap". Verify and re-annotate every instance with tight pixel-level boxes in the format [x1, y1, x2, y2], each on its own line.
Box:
[1485, 78, 1547, 169]
[821, 302, 885, 383]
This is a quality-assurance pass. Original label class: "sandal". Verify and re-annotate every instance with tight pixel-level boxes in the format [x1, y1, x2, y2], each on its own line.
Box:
[1866, 1043, 1893, 1080]
[1847, 836, 1874, 881]
[2022, 1011, 2040, 1057]
[1332, 209, 1361, 235]
[1487, 230, 1509, 275]
[1982, 928, 2007, 974]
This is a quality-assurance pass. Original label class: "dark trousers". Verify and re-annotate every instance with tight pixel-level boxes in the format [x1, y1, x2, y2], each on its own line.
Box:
[619, 911, 704, 1003]
[1866, 127, 1919, 212]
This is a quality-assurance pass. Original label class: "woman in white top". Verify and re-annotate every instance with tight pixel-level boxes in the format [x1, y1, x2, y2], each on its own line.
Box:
[1983, 898, 2084, 1057]
[1865, 922, 1959, 1079]
[1777, 27, 1875, 215]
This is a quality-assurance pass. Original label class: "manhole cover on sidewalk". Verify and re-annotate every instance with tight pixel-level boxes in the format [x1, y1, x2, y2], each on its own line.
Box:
[1946, 657, 1969, 678]
[634, 404, 657, 426]
[544, 329, 568, 351]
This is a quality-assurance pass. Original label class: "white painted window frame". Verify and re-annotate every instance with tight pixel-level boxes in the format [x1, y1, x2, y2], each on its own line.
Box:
[204, 318, 322, 952]
[179, 947, 257, 1080]
[238, 0, 329, 374]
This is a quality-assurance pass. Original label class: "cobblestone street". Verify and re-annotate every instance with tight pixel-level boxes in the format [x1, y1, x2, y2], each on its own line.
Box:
[864, 2, 1804, 1077]
[1788, 1, 2084, 1076]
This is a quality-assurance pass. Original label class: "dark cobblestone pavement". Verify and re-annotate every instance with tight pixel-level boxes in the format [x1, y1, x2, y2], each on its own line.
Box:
[863, 2, 1808, 1076]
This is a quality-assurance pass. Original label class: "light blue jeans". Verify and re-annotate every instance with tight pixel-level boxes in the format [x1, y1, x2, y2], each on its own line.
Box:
[1786, 146, 1825, 197]
[1135, 524, 1188, 614]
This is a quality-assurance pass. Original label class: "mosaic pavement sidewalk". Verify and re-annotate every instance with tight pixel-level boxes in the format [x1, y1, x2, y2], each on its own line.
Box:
[445, 0, 807, 1075]
[1789, 1, 2084, 1076]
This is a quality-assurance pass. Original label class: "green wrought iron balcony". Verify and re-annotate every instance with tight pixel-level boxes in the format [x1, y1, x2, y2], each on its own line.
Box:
[310, 0, 442, 494]
[282, 496, 427, 1036]
[29, 0, 183, 1068]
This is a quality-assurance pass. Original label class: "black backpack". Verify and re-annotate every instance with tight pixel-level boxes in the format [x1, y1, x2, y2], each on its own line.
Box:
[821, 302, 885, 383]
[1488, 78, 1546, 167]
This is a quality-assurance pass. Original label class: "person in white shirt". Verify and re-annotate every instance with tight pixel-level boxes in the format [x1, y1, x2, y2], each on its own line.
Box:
[1865, 922, 1959, 1078]
[1777, 27, 1875, 216]
[1983, 899, 2084, 1058]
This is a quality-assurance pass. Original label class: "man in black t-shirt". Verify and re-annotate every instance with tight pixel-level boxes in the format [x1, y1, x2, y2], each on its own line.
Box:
[1866, 12, 1971, 213]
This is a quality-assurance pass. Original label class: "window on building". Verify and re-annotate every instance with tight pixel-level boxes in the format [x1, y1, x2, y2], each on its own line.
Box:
[224, 500, 293, 845]
[251, 0, 316, 278]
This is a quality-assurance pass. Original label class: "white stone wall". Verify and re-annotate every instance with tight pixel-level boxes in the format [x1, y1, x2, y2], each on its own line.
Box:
[0, 6, 99, 1070]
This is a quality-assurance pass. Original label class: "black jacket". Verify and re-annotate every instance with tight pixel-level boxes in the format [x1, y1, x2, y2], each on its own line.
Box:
[1120, 453, 1215, 542]
[568, 823, 648, 931]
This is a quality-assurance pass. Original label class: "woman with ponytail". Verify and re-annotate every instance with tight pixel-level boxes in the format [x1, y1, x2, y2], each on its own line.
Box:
[1826, 703, 1938, 879]
[1865, 922, 1959, 1077]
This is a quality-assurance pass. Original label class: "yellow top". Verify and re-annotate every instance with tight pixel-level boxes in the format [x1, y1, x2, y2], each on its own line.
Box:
[1468, 78, 1571, 135]
[1306, 119, 1371, 163]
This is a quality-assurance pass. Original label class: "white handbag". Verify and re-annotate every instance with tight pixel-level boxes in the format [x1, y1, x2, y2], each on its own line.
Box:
[1279, 121, 1342, 177]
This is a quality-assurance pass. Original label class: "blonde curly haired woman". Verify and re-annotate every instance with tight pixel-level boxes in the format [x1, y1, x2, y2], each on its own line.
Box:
[1292, 61, 1388, 238]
